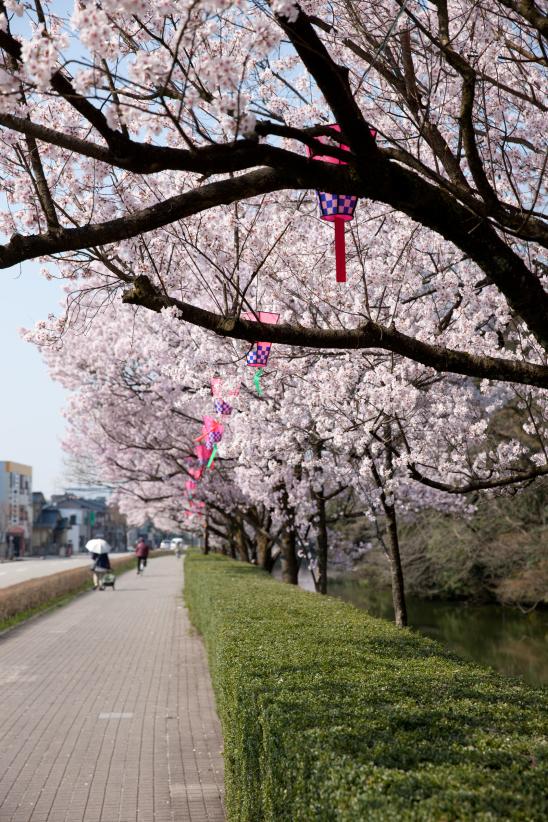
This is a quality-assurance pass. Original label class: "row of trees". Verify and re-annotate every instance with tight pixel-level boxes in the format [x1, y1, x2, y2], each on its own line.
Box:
[0, 1, 544, 624]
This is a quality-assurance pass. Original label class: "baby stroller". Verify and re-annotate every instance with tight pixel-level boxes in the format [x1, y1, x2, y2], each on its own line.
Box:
[101, 571, 116, 590]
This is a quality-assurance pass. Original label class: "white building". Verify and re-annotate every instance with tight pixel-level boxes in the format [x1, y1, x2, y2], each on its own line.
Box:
[0, 461, 33, 559]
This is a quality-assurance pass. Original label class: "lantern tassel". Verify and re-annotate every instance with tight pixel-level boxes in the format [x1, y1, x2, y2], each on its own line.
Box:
[206, 444, 217, 469]
[254, 368, 264, 396]
[334, 217, 347, 283]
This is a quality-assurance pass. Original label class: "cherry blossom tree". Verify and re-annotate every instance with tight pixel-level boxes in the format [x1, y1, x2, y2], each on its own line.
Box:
[29, 268, 546, 625]
[17, 0, 547, 625]
[0, 0, 546, 391]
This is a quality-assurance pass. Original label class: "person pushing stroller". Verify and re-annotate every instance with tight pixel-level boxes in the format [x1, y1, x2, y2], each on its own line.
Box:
[135, 537, 150, 574]
[86, 538, 113, 590]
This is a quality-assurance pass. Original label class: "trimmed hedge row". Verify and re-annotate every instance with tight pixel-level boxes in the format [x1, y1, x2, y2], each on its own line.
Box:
[184, 553, 548, 822]
[0, 553, 140, 625]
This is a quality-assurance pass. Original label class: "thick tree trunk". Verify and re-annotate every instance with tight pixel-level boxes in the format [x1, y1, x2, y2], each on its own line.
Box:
[203, 515, 210, 555]
[384, 501, 408, 628]
[316, 493, 328, 595]
[281, 529, 299, 585]
[256, 530, 274, 571]
[235, 516, 250, 563]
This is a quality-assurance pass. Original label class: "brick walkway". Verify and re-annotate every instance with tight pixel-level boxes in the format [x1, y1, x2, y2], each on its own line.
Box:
[0, 556, 224, 822]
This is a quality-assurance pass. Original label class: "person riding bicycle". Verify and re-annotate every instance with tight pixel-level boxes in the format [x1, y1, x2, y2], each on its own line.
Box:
[135, 537, 150, 574]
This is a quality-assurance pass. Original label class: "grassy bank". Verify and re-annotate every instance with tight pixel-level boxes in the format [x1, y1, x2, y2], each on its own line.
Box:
[185, 553, 547, 822]
[0, 552, 148, 632]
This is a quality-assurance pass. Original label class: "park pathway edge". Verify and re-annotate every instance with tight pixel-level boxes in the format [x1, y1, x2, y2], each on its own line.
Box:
[0, 555, 224, 822]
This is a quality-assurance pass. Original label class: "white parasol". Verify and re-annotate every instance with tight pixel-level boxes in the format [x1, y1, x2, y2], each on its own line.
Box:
[85, 538, 111, 555]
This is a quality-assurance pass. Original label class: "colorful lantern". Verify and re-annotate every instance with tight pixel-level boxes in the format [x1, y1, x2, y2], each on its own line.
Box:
[196, 416, 223, 443]
[203, 416, 223, 441]
[307, 124, 376, 283]
[242, 310, 280, 368]
[206, 429, 223, 448]
[196, 443, 213, 465]
[214, 399, 233, 415]
[185, 479, 197, 493]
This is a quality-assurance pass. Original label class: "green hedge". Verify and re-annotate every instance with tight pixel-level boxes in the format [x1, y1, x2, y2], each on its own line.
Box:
[184, 553, 547, 821]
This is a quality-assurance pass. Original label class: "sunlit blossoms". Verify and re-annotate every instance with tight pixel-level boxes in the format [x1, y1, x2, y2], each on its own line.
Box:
[0, 1, 545, 617]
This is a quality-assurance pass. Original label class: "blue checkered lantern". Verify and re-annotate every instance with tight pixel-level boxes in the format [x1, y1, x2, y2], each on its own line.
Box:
[242, 311, 280, 370]
[307, 124, 376, 283]
[246, 342, 272, 367]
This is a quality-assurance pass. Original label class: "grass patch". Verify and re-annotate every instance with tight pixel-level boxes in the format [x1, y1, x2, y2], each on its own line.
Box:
[185, 553, 548, 822]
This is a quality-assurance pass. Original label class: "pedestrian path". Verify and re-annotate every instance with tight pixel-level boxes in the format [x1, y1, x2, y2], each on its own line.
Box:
[0, 556, 224, 822]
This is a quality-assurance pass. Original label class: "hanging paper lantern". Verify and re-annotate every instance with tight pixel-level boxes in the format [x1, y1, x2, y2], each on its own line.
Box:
[242, 310, 280, 368]
[196, 443, 212, 465]
[206, 429, 223, 448]
[196, 416, 223, 446]
[214, 399, 233, 415]
[202, 416, 224, 440]
[185, 479, 197, 493]
[307, 123, 377, 283]
[211, 378, 239, 414]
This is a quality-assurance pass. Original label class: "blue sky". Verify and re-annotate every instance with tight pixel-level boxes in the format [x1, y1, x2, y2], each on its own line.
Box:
[0, 264, 68, 497]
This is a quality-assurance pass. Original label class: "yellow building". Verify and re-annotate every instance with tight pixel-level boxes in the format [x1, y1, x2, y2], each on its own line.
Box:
[0, 461, 33, 559]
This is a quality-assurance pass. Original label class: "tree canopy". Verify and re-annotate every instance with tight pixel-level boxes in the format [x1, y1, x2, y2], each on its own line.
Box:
[1, 0, 546, 387]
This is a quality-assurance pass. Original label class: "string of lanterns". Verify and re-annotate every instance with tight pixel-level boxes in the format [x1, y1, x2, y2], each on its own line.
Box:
[182, 122, 374, 522]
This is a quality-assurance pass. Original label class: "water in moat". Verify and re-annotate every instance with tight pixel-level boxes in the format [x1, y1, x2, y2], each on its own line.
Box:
[327, 576, 548, 687]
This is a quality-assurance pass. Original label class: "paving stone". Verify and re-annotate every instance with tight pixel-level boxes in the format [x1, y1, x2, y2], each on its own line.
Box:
[0, 556, 224, 821]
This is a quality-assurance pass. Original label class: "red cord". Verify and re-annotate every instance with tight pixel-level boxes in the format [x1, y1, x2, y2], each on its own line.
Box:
[334, 218, 346, 283]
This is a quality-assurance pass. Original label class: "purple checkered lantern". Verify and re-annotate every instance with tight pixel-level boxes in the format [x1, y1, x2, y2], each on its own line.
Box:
[206, 429, 223, 448]
[307, 123, 376, 283]
[214, 399, 233, 415]
[241, 311, 280, 369]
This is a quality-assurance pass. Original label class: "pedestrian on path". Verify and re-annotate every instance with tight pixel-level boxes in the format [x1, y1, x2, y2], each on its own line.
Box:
[135, 537, 150, 574]
[91, 551, 111, 590]
[86, 537, 112, 590]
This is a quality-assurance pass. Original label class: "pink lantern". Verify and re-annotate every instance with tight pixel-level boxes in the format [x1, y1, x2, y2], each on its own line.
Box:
[200, 416, 224, 446]
[203, 415, 222, 434]
[196, 416, 223, 442]
[307, 124, 376, 283]
[185, 479, 197, 492]
[196, 443, 213, 465]
[242, 310, 280, 367]
[211, 378, 240, 414]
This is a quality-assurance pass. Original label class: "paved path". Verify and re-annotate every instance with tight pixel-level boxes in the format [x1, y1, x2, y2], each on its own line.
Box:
[0, 555, 132, 589]
[0, 556, 224, 822]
